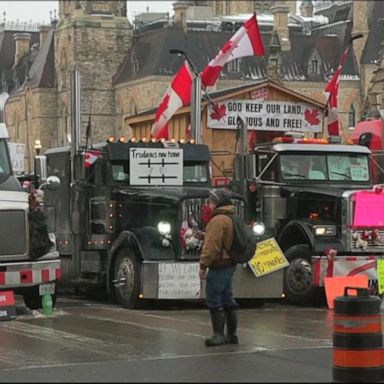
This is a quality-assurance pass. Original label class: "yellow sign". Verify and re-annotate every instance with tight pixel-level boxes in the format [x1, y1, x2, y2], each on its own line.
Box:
[248, 238, 289, 277]
[377, 259, 384, 294]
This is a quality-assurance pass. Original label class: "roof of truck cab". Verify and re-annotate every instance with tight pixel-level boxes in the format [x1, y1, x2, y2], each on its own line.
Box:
[271, 143, 371, 154]
[44, 142, 211, 162]
[107, 142, 211, 161]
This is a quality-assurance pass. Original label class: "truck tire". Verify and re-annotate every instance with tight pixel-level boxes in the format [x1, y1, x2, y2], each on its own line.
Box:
[113, 249, 141, 309]
[22, 286, 57, 310]
[283, 244, 315, 306]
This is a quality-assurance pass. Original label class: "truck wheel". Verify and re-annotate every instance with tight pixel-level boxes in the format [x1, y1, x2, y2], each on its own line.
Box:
[113, 249, 141, 309]
[283, 244, 315, 306]
[22, 287, 57, 310]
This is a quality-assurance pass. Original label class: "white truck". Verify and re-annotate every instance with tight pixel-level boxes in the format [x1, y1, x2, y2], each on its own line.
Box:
[0, 123, 61, 310]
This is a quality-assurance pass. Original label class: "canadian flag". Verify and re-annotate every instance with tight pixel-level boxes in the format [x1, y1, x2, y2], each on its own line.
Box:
[201, 12, 265, 87]
[84, 150, 101, 167]
[151, 12, 265, 139]
[151, 61, 193, 139]
[324, 34, 362, 136]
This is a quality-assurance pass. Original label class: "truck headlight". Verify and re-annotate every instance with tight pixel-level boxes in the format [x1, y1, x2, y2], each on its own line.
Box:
[157, 221, 171, 236]
[313, 225, 336, 236]
[252, 222, 265, 236]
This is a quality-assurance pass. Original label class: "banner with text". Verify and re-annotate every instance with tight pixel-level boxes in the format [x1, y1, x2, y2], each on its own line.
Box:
[8, 142, 25, 173]
[207, 100, 323, 133]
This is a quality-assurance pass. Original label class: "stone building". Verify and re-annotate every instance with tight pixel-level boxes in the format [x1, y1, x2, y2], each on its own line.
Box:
[0, 0, 383, 172]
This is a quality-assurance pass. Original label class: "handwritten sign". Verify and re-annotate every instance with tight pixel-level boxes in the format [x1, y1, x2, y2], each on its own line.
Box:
[158, 262, 201, 299]
[8, 142, 25, 173]
[129, 148, 183, 186]
[377, 259, 384, 295]
[207, 100, 323, 133]
[324, 275, 368, 309]
[353, 191, 384, 227]
[248, 238, 289, 277]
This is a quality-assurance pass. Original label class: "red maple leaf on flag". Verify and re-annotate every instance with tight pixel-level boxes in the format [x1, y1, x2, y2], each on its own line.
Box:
[221, 40, 235, 54]
[154, 93, 170, 122]
[304, 108, 320, 126]
[210, 103, 227, 121]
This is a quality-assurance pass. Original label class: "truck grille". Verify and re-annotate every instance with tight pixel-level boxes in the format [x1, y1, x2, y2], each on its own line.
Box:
[349, 199, 384, 252]
[180, 197, 244, 259]
[0, 210, 27, 256]
[350, 229, 384, 251]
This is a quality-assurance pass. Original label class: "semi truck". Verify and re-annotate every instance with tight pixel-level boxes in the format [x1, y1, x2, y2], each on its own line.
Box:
[37, 136, 283, 309]
[233, 132, 384, 306]
[351, 118, 384, 184]
[0, 123, 61, 310]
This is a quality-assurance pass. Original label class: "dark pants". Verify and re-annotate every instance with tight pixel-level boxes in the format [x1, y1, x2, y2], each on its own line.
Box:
[206, 265, 238, 310]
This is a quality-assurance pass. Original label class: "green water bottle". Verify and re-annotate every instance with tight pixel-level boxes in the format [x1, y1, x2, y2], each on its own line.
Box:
[42, 294, 53, 315]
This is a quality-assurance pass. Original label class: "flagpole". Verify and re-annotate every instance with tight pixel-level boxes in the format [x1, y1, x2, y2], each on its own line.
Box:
[324, 33, 363, 141]
[169, 49, 216, 144]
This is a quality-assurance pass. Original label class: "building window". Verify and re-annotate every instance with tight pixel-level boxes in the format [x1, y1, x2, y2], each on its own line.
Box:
[309, 59, 318, 75]
[348, 104, 356, 128]
[227, 59, 241, 73]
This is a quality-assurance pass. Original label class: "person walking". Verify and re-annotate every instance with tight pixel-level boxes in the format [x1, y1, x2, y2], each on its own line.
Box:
[199, 189, 239, 347]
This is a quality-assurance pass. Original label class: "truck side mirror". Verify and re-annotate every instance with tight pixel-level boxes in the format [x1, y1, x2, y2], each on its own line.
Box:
[38, 175, 60, 191]
[44, 175, 61, 191]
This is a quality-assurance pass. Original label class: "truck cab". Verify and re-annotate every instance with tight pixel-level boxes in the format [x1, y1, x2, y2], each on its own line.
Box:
[42, 137, 283, 308]
[0, 123, 61, 311]
[351, 118, 384, 184]
[244, 136, 384, 305]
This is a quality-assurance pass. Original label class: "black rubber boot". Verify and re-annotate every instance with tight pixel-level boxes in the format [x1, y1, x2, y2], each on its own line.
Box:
[225, 307, 239, 344]
[205, 308, 226, 347]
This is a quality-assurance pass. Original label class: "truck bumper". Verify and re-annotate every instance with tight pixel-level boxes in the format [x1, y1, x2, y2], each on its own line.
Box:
[0, 254, 61, 289]
[313, 255, 379, 293]
[140, 261, 283, 300]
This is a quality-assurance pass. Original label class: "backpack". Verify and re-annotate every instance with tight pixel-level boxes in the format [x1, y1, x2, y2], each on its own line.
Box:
[224, 214, 258, 264]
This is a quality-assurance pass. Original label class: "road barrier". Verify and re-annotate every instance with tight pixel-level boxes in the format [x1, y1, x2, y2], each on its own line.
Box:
[333, 287, 383, 382]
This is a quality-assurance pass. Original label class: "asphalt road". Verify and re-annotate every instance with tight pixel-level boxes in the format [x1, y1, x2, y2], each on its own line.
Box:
[0, 296, 337, 382]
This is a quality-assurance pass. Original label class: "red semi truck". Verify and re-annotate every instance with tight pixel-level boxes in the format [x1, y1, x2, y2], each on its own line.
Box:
[351, 118, 384, 184]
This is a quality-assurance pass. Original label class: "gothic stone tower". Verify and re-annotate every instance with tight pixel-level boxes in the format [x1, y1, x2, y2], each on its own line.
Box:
[55, 0, 132, 146]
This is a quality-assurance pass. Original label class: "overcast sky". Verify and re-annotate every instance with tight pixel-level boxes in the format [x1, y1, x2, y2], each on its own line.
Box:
[0, 1, 174, 24]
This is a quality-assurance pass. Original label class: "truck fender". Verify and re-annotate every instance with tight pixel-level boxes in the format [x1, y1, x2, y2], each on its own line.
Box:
[106, 231, 144, 294]
[278, 220, 315, 254]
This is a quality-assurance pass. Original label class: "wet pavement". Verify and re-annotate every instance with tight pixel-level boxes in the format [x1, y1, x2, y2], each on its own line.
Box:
[0, 296, 337, 382]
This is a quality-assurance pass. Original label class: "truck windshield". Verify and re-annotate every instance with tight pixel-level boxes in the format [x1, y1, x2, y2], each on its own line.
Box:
[280, 153, 370, 182]
[0, 140, 12, 183]
[183, 163, 208, 183]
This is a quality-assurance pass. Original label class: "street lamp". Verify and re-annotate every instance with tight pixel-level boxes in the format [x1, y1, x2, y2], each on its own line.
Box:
[169, 49, 199, 76]
[169, 49, 202, 143]
[34, 139, 42, 155]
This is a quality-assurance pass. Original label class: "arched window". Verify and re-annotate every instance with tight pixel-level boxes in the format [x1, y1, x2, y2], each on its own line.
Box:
[58, 103, 69, 147]
[348, 104, 356, 128]
[310, 59, 318, 75]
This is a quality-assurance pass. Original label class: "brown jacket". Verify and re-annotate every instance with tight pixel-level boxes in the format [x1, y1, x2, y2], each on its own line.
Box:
[199, 204, 235, 270]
